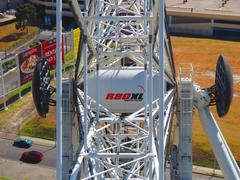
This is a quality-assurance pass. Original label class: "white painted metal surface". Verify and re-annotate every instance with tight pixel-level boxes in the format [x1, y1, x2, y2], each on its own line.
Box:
[158, 0, 165, 179]
[88, 68, 160, 113]
[62, 79, 74, 179]
[68, 0, 176, 179]
[176, 64, 194, 180]
[56, 0, 63, 179]
[49, 0, 240, 180]
[194, 84, 240, 180]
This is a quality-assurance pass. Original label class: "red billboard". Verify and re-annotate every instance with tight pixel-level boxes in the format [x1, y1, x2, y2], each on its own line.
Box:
[41, 38, 64, 69]
[18, 45, 41, 85]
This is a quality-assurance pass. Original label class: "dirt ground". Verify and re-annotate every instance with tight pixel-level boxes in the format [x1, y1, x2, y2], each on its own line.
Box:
[0, 92, 36, 139]
[171, 35, 240, 165]
[0, 23, 39, 50]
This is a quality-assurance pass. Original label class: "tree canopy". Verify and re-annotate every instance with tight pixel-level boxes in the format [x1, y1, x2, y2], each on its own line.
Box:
[15, 3, 37, 31]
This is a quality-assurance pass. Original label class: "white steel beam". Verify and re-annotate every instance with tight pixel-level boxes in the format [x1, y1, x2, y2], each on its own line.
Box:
[158, 0, 165, 179]
[198, 107, 240, 179]
[68, 0, 176, 179]
[56, 0, 62, 179]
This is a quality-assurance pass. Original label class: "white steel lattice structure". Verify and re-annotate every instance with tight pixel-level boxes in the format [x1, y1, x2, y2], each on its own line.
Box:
[47, 0, 240, 179]
[171, 64, 194, 179]
[68, 0, 176, 179]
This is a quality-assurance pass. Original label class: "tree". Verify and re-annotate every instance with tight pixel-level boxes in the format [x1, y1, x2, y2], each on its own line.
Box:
[15, 3, 37, 32]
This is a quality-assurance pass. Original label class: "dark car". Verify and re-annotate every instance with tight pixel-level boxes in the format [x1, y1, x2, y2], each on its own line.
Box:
[13, 137, 32, 148]
[20, 151, 44, 163]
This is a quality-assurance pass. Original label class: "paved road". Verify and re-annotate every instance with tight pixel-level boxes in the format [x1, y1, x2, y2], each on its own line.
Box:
[0, 138, 224, 179]
[0, 138, 55, 168]
[0, 157, 56, 180]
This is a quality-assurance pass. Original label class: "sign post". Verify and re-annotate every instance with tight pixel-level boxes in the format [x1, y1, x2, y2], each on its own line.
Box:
[15, 55, 22, 99]
[0, 60, 7, 110]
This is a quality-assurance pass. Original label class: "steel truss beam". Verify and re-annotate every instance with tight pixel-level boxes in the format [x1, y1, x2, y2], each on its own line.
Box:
[69, 0, 176, 179]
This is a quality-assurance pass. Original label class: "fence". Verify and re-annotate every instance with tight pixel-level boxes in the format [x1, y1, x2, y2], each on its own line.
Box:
[0, 54, 20, 110]
[0, 28, 81, 110]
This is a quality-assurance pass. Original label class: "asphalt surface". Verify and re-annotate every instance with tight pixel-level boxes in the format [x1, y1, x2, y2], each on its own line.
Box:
[0, 157, 56, 180]
[0, 138, 55, 168]
[0, 138, 224, 179]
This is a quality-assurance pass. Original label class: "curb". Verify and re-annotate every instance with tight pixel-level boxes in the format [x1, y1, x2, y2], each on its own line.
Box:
[166, 163, 223, 178]
[192, 165, 223, 178]
[0, 133, 225, 178]
[20, 136, 55, 147]
[0, 132, 55, 148]
[0, 132, 17, 140]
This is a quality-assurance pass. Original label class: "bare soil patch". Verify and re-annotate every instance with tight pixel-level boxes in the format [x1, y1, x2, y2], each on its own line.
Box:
[172, 35, 240, 165]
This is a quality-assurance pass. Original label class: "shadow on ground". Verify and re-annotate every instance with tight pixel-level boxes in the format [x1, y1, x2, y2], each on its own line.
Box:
[0, 86, 31, 111]
[0, 32, 27, 42]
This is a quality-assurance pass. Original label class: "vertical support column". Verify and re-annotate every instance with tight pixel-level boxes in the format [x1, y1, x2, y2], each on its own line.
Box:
[148, 26, 153, 180]
[84, 0, 89, 12]
[143, 0, 148, 176]
[62, 79, 73, 179]
[159, 0, 165, 179]
[178, 74, 193, 179]
[0, 60, 7, 110]
[56, 0, 63, 179]
[82, 27, 88, 180]
[172, 64, 193, 180]
[15, 55, 22, 99]
[95, 0, 100, 122]
[83, 25, 88, 153]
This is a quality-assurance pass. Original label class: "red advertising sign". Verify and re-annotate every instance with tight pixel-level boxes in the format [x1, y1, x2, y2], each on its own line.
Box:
[18, 45, 41, 85]
[41, 38, 64, 69]
[106, 93, 143, 101]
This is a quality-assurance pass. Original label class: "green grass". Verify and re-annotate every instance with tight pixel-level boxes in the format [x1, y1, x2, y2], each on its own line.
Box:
[0, 177, 12, 180]
[192, 161, 219, 169]
[9, 82, 31, 98]
[0, 51, 73, 132]
[0, 92, 32, 130]
[19, 116, 55, 141]
[0, 82, 31, 107]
